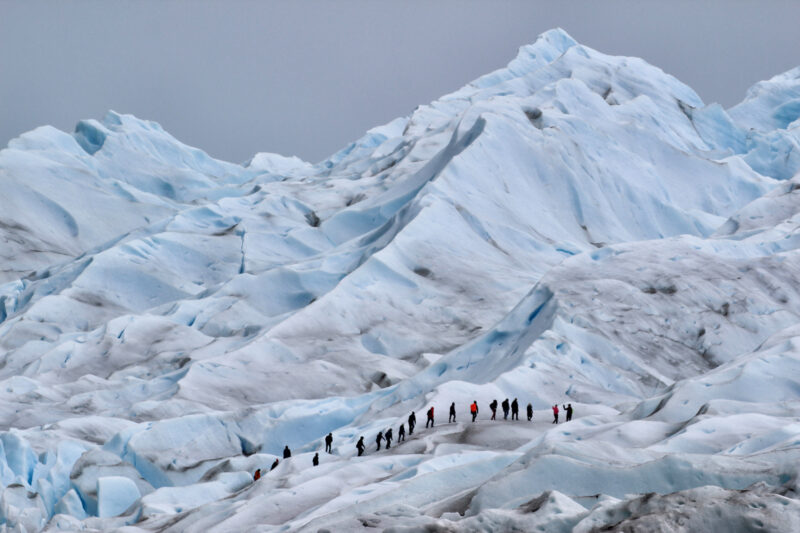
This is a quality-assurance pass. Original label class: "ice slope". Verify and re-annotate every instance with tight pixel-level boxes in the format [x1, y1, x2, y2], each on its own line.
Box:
[0, 28, 798, 532]
[0, 111, 260, 284]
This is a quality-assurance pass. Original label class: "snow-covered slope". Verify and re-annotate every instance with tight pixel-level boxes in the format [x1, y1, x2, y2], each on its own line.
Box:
[1, 28, 799, 532]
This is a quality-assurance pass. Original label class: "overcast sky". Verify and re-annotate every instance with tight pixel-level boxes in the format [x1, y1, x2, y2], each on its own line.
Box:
[2, 1, 799, 164]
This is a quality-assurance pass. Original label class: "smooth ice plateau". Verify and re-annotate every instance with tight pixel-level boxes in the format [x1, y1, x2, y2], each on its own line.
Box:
[1, 28, 800, 532]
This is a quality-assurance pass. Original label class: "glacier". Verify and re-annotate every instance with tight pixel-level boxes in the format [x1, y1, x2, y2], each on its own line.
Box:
[0, 28, 798, 531]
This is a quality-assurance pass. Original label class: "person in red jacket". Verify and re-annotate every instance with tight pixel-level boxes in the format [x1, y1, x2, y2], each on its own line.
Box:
[552, 404, 559, 424]
[426, 406, 435, 428]
[470, 401, 479, 422]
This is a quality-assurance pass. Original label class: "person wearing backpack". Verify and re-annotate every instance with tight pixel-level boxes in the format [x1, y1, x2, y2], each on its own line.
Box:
[408, 411, 416, 435]
[527, 403, 533, 421]
[502, 398, 510, 420]
[470, 401, 479, 422]
[385, 427, 393, 449]
[511, 398, 519, 420]
[490, 399, 498, 420]
[426, 406, 435, 428]
[356, 436, 365, 456]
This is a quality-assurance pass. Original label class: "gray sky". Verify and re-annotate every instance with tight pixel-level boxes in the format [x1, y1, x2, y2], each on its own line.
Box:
[2, 1, 799, 164]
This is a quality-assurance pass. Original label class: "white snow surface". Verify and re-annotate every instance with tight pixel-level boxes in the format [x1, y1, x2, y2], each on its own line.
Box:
[0, 28, 799, 531]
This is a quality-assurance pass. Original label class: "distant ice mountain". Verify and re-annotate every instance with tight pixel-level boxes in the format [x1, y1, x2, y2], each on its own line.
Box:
[0, 28, 799, 532]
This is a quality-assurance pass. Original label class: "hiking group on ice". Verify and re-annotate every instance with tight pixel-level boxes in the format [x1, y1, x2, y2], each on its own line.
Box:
[253, 400, 576, 477]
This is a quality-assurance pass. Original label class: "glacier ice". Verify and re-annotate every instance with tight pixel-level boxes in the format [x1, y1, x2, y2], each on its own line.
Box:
[96, 476, 140, 518]
[0, 27, 800, 531]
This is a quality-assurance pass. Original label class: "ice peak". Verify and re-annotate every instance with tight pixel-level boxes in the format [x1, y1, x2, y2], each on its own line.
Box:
[526, 27, 578, 55]
[502, 28, 578, 77]
[730, 65, 800, 131]
[100, 110, 167, 134]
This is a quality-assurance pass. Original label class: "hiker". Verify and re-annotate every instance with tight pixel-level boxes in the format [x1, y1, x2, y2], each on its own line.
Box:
[253, 468, 261, 481]
[376, 431, 384, 451]
[408, 411, 416, 435]
[398, 423, 406, 442]
[312, 453, 319, 467]
[357, 436, 365, 456]
[552, 404, 559, 424]
[325, 432, 333, 453]
[385, 428, 393, 449]
[470, 400, 479, 422]
[271, 458, 279, 470]
[502, 398, 510, 420]
[490, 399, 498, 420]
[283, 445, 292, 458]
[511, 398, 519, 421]
[426, 406, 435, 428]
[563, 403, 573, 422]
[449, 402, 456, 423]
[527, 403, 533, 421]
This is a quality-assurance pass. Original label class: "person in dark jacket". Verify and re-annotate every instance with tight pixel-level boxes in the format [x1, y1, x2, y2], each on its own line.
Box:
[563, 403, 573, 422]
[490, 399, 498, 420]
[408, 411, 416, 435]
[325, 433, 333, 453]
[511, 398, 519, 420]
[502, 398, 510, 420]
[398, 423, 406, 442]
[376, 431, 384, 451]
[527, 403, 533, 421]
[449, 402, 456, 423]
[271, 458, 279, 470]
[283, 445, 292, 458]
[470, 401, 479, 422]
[385, 428, 393, 449]
[357, 436, 365, 456]
[552, 404, 559, 424]
[312, 453, 319, 466]
[426, 407, 435, 428]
